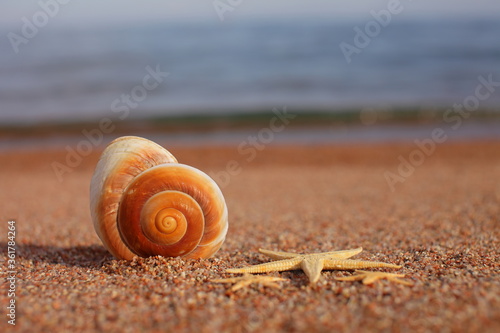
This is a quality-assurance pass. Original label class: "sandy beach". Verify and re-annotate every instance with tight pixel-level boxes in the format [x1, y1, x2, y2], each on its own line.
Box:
[1, 138, 499, 332]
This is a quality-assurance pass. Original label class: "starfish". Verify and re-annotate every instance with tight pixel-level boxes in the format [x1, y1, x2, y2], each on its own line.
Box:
[335, 270, 413, 286]
[226, 247, 401, 284]
[211, 273, 288, 292]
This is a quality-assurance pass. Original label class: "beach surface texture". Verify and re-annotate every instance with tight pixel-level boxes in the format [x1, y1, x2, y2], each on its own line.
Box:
[1, 140, 499, 332]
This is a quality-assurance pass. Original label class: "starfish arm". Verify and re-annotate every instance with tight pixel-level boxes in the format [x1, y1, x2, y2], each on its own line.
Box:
[321, 247, 363, 259]
[361, 275, 379, 285]
[226, 258, 302, 274]
[354, 270, 405, 277]
[388, 277, 414, 286]
[335, 271, 413, 286]
[231, 280, 254, 291]
[323, 259, 401, 270]
[260, 281, 282, 289]
[261, 276, 288, 283]
[212, 274, 288, 291]
[300, 258, 325, 284]
[258, 249, 300, 260]
[334, 275, 364, 282]
[361, 270, 408, 279]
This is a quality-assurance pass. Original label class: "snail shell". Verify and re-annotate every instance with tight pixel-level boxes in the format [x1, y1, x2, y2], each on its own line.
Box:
[90, 136, 228, 260]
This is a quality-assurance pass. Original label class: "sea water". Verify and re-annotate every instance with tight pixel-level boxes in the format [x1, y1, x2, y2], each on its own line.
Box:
[1, 18, 499, 125]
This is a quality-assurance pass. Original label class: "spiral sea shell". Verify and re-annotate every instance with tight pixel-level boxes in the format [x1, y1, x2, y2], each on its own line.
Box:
[90, 136, 228, 260]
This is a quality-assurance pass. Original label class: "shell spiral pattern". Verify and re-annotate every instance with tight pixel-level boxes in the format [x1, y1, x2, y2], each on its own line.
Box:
[90, 136, 228, 260]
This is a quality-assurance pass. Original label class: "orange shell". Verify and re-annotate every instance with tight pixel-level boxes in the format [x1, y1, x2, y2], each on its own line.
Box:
[90, 136, 228, 260]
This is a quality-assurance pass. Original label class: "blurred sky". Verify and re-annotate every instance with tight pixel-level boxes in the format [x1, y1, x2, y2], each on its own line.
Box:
[1, 0, 500, 27]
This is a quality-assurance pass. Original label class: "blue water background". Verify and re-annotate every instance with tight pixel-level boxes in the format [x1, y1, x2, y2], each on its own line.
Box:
[1, 18, 500, 125]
